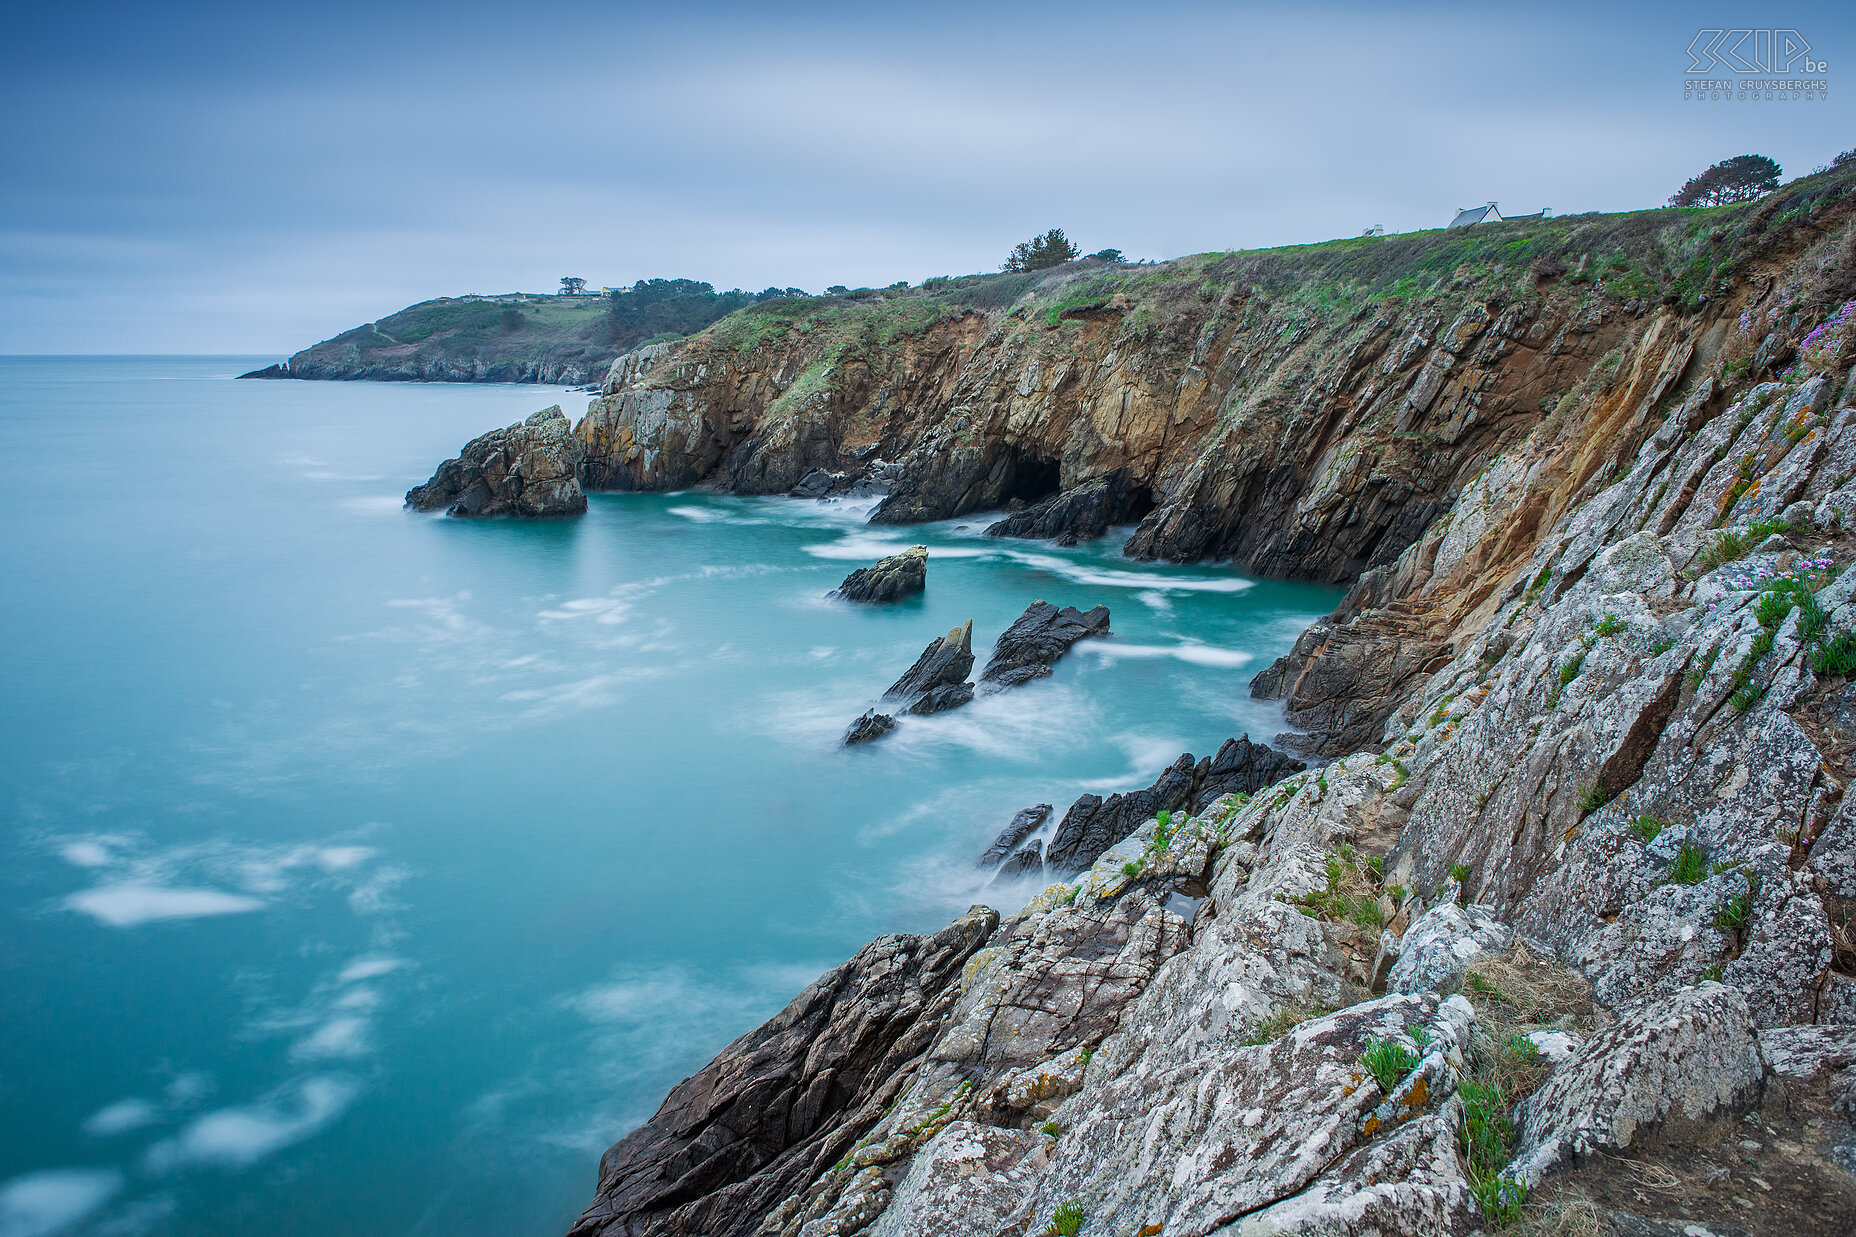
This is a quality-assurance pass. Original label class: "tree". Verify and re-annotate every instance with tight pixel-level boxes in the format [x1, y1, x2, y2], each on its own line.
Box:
[1087, 248, 1125, 263]
[559, 276, 588, 296]
[1669, 155, 1781, 207]
[1003, 228, 1080, 272]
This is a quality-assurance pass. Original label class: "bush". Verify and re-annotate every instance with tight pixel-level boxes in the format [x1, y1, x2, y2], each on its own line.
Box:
[1086, 248, 1124, 262]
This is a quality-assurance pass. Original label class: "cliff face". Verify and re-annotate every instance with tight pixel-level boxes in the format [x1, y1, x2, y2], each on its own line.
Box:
[252, 294, 619, 385]
[571, 192, 1842, 582]
[569, 166, 1856, 1236]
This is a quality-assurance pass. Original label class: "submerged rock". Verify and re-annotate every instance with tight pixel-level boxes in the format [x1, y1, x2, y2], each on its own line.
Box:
[984, 468, 1152, 545]
[835, 546, 928, 603]
[978, 805, 1053, 866]
[843, 711, 896, 745]
[405, 406, 586, 517]
[979, 602, 1110, 688]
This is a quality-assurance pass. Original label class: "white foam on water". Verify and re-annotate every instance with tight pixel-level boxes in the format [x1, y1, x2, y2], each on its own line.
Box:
[142, 1076, 357, 1173]
[313, 846, 374, 872]
[64, 884, 265, 928]
[537, 596, 632, 625]
[0, 1168, 123, 1237]
[81, 1098, 161, 1138]
[337, 957, 404, 984]
[1072, 731, 1197, 793]
[1002, 550, 1255, 593]
[57, 840, 113, 868]
[290, 1017, 370, 1061]
[799, 532, 915, 561]
[1077, 640, 1254, 669]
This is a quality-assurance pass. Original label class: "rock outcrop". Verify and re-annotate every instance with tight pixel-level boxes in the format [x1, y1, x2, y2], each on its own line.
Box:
[842, 711, 896, 746]
[405, 406, 587, 517]
[983, 468, 1153, 545]
[1043, 736, 1306, 874]
[978, 602, 1110, 688]
[568, 910, 997, 1237]
[573, 166, 1856, 1237]
[834, 547, 928, 604]
[978, 805, 1053, 867]
[885, 621, 974, 706]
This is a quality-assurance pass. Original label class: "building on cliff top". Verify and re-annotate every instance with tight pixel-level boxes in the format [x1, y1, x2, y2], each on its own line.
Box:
[1448, 201, 1503, 228]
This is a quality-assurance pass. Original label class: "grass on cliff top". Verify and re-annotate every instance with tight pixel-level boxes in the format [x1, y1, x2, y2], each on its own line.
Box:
[671, 159, 1856, 380]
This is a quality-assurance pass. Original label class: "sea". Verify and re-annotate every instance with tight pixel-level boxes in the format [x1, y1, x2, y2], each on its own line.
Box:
[0, 356, 1341, 1236]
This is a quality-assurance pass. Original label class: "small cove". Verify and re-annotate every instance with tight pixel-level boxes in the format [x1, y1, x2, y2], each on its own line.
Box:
[0, 357, 1342, 1236]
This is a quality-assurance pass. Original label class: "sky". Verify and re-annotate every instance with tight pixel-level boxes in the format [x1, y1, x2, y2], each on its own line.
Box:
[1, 0, 1851, 355]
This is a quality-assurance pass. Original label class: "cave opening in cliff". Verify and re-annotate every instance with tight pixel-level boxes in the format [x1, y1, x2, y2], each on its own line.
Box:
[1000, 450, 1063, 507]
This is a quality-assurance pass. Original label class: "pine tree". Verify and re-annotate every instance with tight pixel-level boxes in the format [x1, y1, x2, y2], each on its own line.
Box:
[1003, 229, 1081, 272]
[1669, 155, 1781, 207]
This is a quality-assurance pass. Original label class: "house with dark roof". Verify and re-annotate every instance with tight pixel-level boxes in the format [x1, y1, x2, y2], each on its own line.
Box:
[1448, 202, 1503, 228]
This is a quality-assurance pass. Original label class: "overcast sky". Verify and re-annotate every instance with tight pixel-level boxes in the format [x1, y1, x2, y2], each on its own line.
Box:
[1, 0, 1851, 355]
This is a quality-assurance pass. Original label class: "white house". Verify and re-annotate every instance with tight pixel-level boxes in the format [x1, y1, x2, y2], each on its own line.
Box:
[1448, 202, 1503, 228]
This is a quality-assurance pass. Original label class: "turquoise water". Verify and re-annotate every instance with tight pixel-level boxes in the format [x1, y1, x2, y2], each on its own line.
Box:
[0, 357, 1341, 1237]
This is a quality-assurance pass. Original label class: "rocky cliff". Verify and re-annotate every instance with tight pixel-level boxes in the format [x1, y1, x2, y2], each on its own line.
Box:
[568, 166, 1856, 1236]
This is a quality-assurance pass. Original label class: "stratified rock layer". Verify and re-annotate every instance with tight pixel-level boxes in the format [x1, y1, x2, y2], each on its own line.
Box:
[573, 169, 1856, 1237]
[405, 406, 587, 517]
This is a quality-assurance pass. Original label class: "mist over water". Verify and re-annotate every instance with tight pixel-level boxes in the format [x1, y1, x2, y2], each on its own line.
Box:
[0, 357, 1341, 1236]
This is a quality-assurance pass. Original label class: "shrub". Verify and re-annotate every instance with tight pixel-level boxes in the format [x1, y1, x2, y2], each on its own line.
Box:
[1359, 1036, 1420, 1093]
[1594, 613, 1625, 637]
[1047, 1201, 1086, 1236]
[1039, 1120, 1061, 1137]
[1667, 839, 1709, 885]
[1576, 783, 1611, 815]
[1121, 860, 1142, 877]
[1450, 862, 1472, 886]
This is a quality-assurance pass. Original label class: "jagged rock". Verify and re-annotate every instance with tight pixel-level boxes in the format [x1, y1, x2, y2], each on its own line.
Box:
[1044, 737, 1304, 874]
[1509, 983, 1763, 1185]
[568, 908, 998, 1237]
[842, 711, 895, 746]
[834, 546, 928, 603]
[790, 468, 835, 498]
[1757, 1024, 1856, 1079]
[983, 469, 1152, 545]
[979, 602, 1110, 688]
[1046, 753, 1200, 874]
[885, 621, 974, 703]
[405, 406, 587, 517]
[1385, 902, 1512, 995]
[1193, 736, 1308, 812]
[991, 840, 1043, 882]
[978, 805, 1052, 866]
[907, 682, 974, 715]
